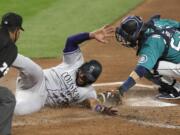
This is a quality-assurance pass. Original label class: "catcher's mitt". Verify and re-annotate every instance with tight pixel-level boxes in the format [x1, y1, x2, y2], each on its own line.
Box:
[97, 90, 122, 106]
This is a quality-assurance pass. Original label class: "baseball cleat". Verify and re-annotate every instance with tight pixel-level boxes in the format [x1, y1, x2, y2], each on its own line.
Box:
[156, 92, 180, 100]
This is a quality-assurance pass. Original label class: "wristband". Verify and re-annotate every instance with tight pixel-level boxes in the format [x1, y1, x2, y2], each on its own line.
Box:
[121, 77, 136, 92]
[95, 104, 104, 112]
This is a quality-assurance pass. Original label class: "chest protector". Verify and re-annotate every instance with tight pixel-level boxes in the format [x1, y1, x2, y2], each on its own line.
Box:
[137, 15, 178, 58]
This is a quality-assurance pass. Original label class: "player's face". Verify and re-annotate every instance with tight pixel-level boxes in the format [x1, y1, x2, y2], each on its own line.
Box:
[13, 29, 21, 43]
[120, 38, 132, 47]
[115, 29, 132, 47]
[76, 70, 91, 87]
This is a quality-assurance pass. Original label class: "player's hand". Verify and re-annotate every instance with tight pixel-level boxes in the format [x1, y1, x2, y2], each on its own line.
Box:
[89, 24, 115, 43]
[117, 85, 124, 96]
[95, 104, 118, 116]
[102, 106, 118, 116]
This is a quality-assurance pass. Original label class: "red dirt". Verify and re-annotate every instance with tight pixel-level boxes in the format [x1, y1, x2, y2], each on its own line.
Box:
[1, 0, 180, 134]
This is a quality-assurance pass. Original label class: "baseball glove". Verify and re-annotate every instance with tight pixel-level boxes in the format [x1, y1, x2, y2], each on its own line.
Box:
[97, 90, 122, 106]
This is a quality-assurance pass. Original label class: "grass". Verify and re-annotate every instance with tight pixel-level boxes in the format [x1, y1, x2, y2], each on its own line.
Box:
[0, 0, 144, 58]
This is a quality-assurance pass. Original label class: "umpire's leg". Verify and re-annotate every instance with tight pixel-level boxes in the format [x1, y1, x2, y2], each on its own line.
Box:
[0, 86, 16, 135]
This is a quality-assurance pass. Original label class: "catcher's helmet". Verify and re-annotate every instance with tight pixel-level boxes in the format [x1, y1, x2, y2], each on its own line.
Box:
[115, 15, 144, 47]
[76, 60, 102, 86]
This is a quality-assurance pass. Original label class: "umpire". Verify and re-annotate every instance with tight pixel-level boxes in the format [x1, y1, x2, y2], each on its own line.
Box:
[0, 12, 24, 135]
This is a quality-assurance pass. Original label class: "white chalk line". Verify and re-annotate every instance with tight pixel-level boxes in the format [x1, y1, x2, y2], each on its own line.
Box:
[93, 81, 158, 89]
[13, 116, 96, 126]
[93, 81, 180, 129]
[125, 97, 177, 107]
[13, 115, 180, 129]
[13, 81, 179, 129]
[129, 119, 180, 129]
[94, 81, 178, 107]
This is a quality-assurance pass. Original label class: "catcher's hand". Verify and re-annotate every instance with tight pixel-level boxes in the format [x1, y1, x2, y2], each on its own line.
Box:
[97, 90, 122, 106]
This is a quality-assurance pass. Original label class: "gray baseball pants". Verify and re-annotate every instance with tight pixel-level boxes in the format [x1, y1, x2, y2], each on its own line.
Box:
[0, 86, 16, 135]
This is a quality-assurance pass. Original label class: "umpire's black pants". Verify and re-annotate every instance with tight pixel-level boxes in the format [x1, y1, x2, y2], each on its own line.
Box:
[0, 86, 16, 135]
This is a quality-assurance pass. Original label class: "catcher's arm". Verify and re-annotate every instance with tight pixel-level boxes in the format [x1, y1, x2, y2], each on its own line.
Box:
[118, 65, 149, 96]
[83, 98, 118, 116]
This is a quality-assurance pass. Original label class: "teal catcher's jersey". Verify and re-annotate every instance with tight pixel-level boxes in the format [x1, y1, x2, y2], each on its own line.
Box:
[138, 19, 180, 70]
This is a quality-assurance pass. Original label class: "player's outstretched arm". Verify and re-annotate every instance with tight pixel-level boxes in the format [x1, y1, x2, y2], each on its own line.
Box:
[89, 25, 115, 43]
[63, 24, 114, 53]
[83, 98, 118, 116]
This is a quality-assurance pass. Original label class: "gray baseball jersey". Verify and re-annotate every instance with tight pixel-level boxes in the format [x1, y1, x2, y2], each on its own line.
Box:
[13, 49, 97, 115]
[44, 48, 97, 106]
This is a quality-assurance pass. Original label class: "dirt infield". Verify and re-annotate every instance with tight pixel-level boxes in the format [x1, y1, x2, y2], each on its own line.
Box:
[1, 0, 180, 134]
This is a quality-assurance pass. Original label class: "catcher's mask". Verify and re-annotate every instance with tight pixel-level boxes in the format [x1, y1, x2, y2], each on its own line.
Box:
[115, 15, 144, 48]
[76, 60, 102, 87]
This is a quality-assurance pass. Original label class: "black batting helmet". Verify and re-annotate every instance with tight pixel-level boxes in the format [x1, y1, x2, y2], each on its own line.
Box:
[77, 60, 102, 86]
[115, 15, 144, 47]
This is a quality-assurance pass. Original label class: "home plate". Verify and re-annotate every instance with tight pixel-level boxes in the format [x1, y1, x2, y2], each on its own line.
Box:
[125, 97, 178, 107]
[93, 82, 178, 107]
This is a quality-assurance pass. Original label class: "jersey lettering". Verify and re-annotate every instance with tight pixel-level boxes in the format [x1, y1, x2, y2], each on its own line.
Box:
[61, 72, 80, 102]
[0, 62, 9, 76]
[46, 72, 80, 106]
[170, 36, 180, 51]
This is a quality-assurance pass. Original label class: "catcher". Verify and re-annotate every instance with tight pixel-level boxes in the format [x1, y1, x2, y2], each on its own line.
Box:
[115, 15, 180, 99]
[13, 25, 118, 116]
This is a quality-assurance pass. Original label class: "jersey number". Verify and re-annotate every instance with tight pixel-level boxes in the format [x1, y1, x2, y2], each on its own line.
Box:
[170, 36, 180, 51]
[0, 62, 9, 76]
